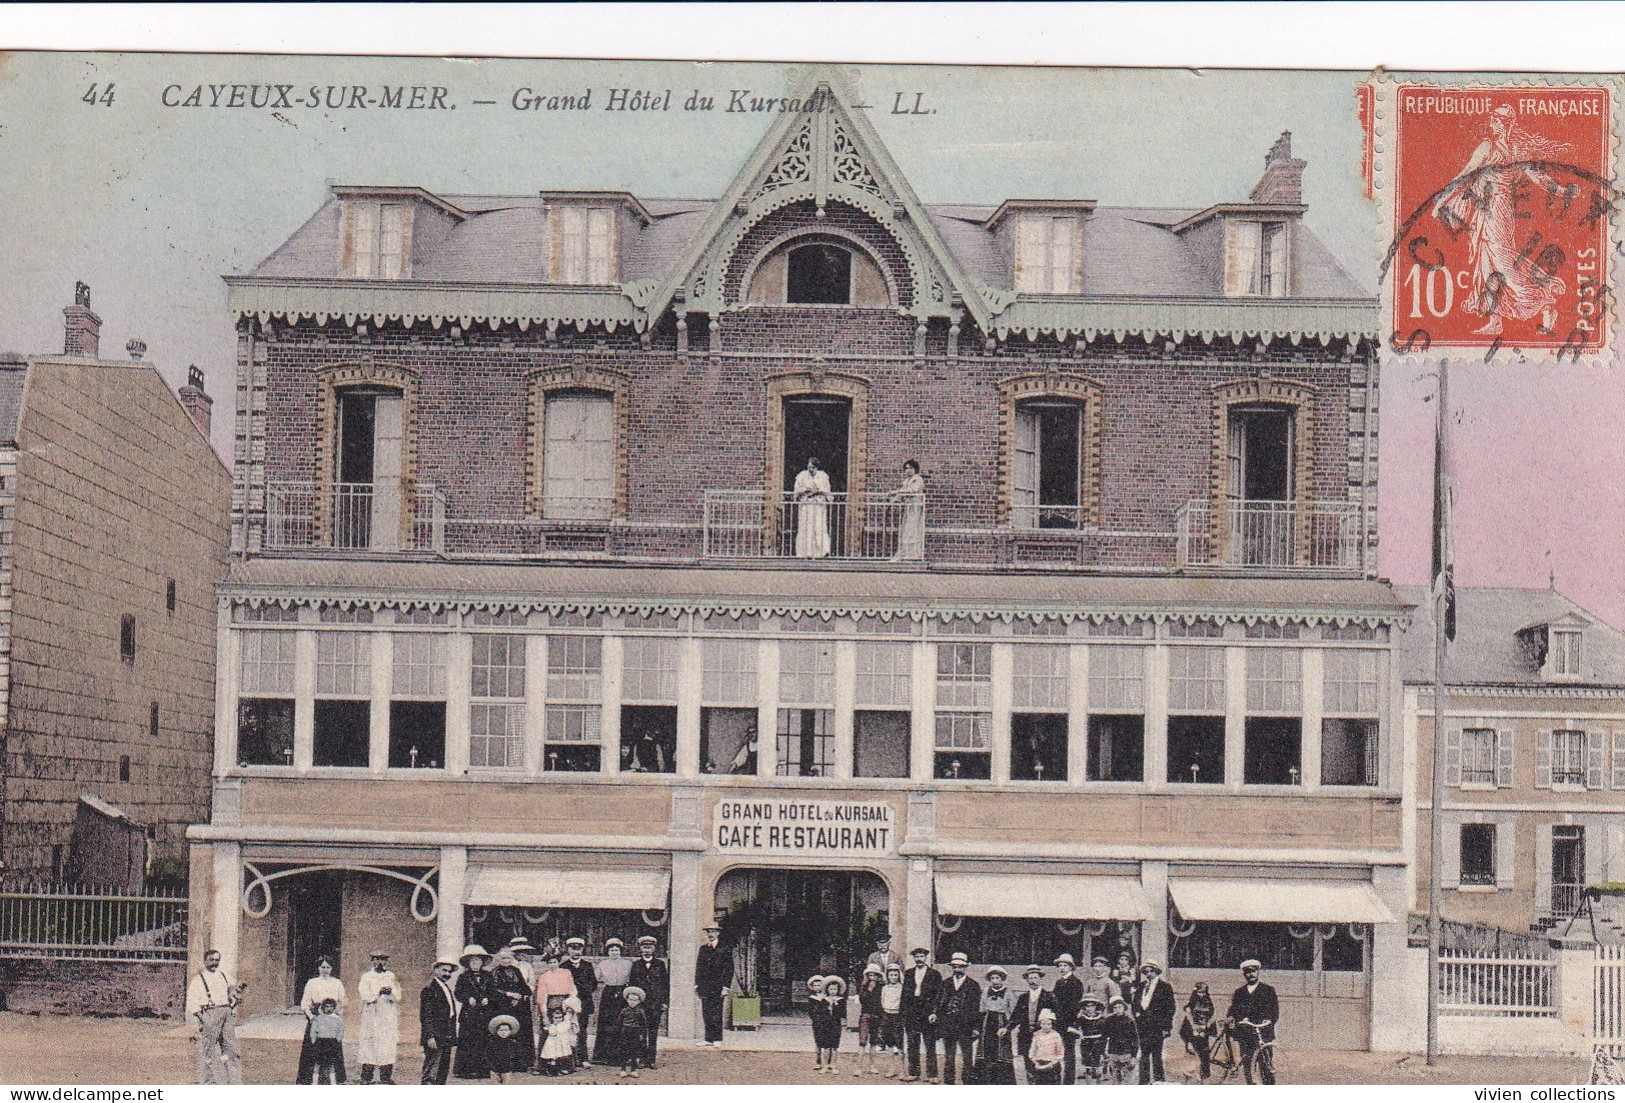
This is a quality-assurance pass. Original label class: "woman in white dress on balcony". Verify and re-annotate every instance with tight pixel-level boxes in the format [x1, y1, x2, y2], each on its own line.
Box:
[893, 459, 925, 562]
[793, 457, 832, 558]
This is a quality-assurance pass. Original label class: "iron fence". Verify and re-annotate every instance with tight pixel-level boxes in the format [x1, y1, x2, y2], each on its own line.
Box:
[0, 882, 189, 962]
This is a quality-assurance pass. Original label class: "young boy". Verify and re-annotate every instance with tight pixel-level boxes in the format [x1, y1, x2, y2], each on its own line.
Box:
[857, 963, 884, 1075]
[1027, 1008, 1065, 1085]
[1073, 992, 1109, 1084]
[1102, 996, 1139, 1085]
[617, 986, 651, 1078]
[309, 996, 346, 1084]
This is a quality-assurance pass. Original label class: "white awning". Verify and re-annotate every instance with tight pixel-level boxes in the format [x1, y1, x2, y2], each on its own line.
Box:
[465, 866, 671, 910]
[935, 872, 1150, 921]
[1168, 878, 1394, 925]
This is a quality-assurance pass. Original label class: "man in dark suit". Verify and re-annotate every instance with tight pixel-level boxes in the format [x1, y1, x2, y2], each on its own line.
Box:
[694, 924, 734, 1047]
[933, 952, 982, 1084]
[629, 935, 670, 1068]
[562, 936, 599, 1066]
[418, 958, 459, 1085]
[1011, 965, 1056, 1084]
[900, 946, 943, 1082]
[1131, 959, 1177, 1083]
[1226, 959, 1280, 1085]
[1050, 953, 1084, 1083]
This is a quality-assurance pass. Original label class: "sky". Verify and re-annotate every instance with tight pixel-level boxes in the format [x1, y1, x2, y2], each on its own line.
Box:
[1, 53, 1619, 628]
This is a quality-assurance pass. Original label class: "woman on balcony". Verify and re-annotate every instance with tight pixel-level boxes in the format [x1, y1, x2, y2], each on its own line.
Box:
[893, 459, 925, 562]
[794, 457, 832, 558]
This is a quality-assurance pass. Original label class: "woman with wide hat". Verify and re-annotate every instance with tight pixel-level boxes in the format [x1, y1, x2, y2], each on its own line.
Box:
[453, 944, 498, 1080]
[489, 943, 536, 1078]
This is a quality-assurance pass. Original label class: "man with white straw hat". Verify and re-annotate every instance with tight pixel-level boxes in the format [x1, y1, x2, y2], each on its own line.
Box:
[1011, 965, 1055, 1084]
[1131, 958, 1175, 1084]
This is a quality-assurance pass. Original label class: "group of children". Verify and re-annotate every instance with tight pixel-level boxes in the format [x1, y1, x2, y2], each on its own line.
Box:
[532, 988, 655, 1079]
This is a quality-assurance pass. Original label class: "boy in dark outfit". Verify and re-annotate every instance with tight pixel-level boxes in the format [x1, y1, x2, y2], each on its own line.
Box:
[616, 987, 652, 1078]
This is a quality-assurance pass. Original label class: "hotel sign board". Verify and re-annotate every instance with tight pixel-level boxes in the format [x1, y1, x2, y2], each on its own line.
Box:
[712, 799, 898, 855]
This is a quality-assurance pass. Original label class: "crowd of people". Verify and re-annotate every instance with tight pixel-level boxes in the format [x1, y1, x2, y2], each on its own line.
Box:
[184, 925, 1279, 1086]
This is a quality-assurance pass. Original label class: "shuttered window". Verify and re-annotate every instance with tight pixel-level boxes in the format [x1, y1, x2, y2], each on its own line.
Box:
[542, 391, 614, 520]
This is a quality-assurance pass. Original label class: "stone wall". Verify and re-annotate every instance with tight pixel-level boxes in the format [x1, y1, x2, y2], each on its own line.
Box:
[0, 958, 183, 1018]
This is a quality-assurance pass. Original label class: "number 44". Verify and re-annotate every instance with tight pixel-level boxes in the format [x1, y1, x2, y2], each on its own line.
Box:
[82, 83, 115, 107]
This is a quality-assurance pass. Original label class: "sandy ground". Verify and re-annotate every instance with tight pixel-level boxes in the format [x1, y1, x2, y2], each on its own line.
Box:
[0, 1012, 1592, 1086]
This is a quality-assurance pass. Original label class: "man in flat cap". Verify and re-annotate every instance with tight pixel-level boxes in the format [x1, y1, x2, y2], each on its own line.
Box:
[1051, 953, 1083, 1083]
[1011, 965, 1055, 1084]
[562, 936, 599, 1066]
[694, 923, 733, 1047]
[629, 935, 670, 1068]
[866, 933, 903, 976]
[1081, 954, 1121, 1007]
[934, 951, 981, 1085]
[419, 958, 459, 1085]
[899, 946, 942, 1082]
[1226, 959, 1279, 1085]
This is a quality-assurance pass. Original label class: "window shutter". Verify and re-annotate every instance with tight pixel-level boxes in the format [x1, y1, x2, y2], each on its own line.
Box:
[1496, 821, 1515, 888]
[1441, 819, 1461, 889]
[1534, 823, 1554, 913]
[1537, 730, 1553, 788]
[338, 201, 356, 276]
[1226, 415, 1246, 501]
[1012, 407, 1038, 528]
[1613, 731, 1625, 789]
[1014, 214, 1044, 293]
[1496, 729, 1515, 788]
[1443, 726, 1461, 787]
[1223, 219, 1261, 296]
[1588, 729, 1606, 789]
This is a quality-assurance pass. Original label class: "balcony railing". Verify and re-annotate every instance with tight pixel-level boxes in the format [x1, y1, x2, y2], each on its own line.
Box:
[265, 481, 445, 553]
[1175, 498, 1364, 572]
[703, 490, 917, 561]
[1550, 882, 1586, 920]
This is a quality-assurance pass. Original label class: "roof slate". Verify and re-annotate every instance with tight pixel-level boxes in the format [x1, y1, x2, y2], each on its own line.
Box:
[1395, 586, 1625, 687]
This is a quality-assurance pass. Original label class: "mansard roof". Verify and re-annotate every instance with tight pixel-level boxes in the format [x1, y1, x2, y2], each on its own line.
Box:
[1396, 586, 1625, 688]
[228, 69, 1376, 344]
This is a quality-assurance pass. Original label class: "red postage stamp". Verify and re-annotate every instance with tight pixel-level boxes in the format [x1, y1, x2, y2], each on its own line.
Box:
[1389, 83, 1615, 357]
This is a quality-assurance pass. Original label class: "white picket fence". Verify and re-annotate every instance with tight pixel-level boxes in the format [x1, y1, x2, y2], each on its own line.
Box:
[1438, 955, 1556, 1018]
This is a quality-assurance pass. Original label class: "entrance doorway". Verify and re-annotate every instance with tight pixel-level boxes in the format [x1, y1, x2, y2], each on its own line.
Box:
[1553, 825, 1587, 918]
[287, 870, 344, 998]
[714, 868, 889, 1015]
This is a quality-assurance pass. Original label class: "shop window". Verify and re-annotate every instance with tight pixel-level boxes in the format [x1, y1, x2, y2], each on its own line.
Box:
[854, 711, 910, 779]
[1012, 400, 1084, 530]
[621, 704, 677, 773]
[389, 701, 446, 768]
[701, 707, 758, 775]
[1168, 715, 1225, 784]
[777, 707, 834, 778]
[1011, 713, 1067, 781]
[470, 635, 525, 770]
[313, 699, 370, 767]
[1321, 719, 1378, 786]
[1243, 717, 1302, 785]
[1169, 921, 1314, 971]
[545, 635, 602, 772]
[1319, 925, 1367, 971]
[1086, 715, 1144, 782]
[237, 698, 295, 766]
[1460, 823, 1497, 887]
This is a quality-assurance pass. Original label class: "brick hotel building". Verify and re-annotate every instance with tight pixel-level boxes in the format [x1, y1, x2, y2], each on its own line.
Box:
[188, 70, 1409, 1050]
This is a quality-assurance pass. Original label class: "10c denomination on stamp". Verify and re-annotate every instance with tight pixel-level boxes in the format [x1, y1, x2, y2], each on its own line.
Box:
[1389, 83, 1615, 358]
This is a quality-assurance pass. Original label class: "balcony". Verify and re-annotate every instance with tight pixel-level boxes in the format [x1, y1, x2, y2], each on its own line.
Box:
[1175, 499, 1365, 573]
[703, 490, 916, 561]
[265, 481, 445, 553]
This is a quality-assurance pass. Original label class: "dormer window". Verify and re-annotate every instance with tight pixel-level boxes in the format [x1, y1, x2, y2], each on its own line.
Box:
[1015, 213, 1082, 294]
[1224, 219, 1288, 297]
[553, 205, 614, 284]
[344, 201, 410, 279]
[1552, 628, 1584, 678]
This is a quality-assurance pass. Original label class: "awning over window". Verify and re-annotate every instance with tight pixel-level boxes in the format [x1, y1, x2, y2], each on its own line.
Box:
[1168, 878, 1393, 925]
[935, 872, 1150, 921]
[466, 867, 671, 910]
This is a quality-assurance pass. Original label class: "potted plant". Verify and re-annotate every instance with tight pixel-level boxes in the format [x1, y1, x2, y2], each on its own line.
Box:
[720, 897, 762, 1029]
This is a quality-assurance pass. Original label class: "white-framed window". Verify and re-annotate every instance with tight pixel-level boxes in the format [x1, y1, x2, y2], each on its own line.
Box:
[780, 639, 836, 706]
[554, 205, 614, 284]
[237, 631, 297, 767]
[469, 609, 528, 628]
[1461, 728, 1496, 786]
[1223, 219, 1288, 298]
[1245, 648, 1302, 713]
[1552, 629, 1584, 677]
[935, 642, 991, 779]
[1014, 212, 1082, 294]
[1012, 645, 1069, 710]
[545, 635, 602, 772]
[313, 631, 372, 768]
[855, 642, 912, 709]
[702, 639, 758, 705]
[241, 631, 297, 695]
[392, 634, 447, 698]
[470, 635, 525, 770]
[345, 201, 409, 279]
[621, 637, 680, 703]
[316, 632, 371, 696]
[1541, 728, 1589, 788]
[1446, 726, 1513, 789]
[1168, 647, 1225, 713]
[542, 390, 614, 521]
[1088, 646, 1145, 711]
[389, 634, 447, 769]
[1323, 650, 1379, 715]
[935, 643, 992, 709]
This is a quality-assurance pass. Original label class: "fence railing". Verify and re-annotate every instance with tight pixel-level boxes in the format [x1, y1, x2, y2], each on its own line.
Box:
[1175, 498, 1364, 572]
[1552, 883, 1588, 921]
[0, 883, 189, 962]
[1438, 955, 1557, 1018]
[264, 481, 445, 553]
[1409, 914, 1553, 959]
[703, 490, 915, 561]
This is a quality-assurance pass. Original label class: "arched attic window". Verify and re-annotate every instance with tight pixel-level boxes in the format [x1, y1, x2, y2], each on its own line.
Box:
[747, 236, 891, 307]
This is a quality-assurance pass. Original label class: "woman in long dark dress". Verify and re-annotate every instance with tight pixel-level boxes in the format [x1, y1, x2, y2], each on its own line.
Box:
[975, 966, 1017, 1086]
[489, 946, 536, 1077]
[295, 957, 346, 1084]
[453, 945, 498, 1080]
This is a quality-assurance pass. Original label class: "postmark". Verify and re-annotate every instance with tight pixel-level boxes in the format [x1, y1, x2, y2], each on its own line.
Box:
[1385, 82, 1616, 360]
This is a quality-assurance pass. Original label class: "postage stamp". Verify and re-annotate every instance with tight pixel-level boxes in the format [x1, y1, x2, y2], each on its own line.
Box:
[1383, 80, 1618, 360]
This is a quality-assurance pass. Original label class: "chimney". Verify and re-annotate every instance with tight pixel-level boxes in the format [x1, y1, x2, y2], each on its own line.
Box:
[126, 339, 147, 362]
[63, 281, 101, 358]
[179, 365, 213, 440]
[1249, 131, 1306, 205]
